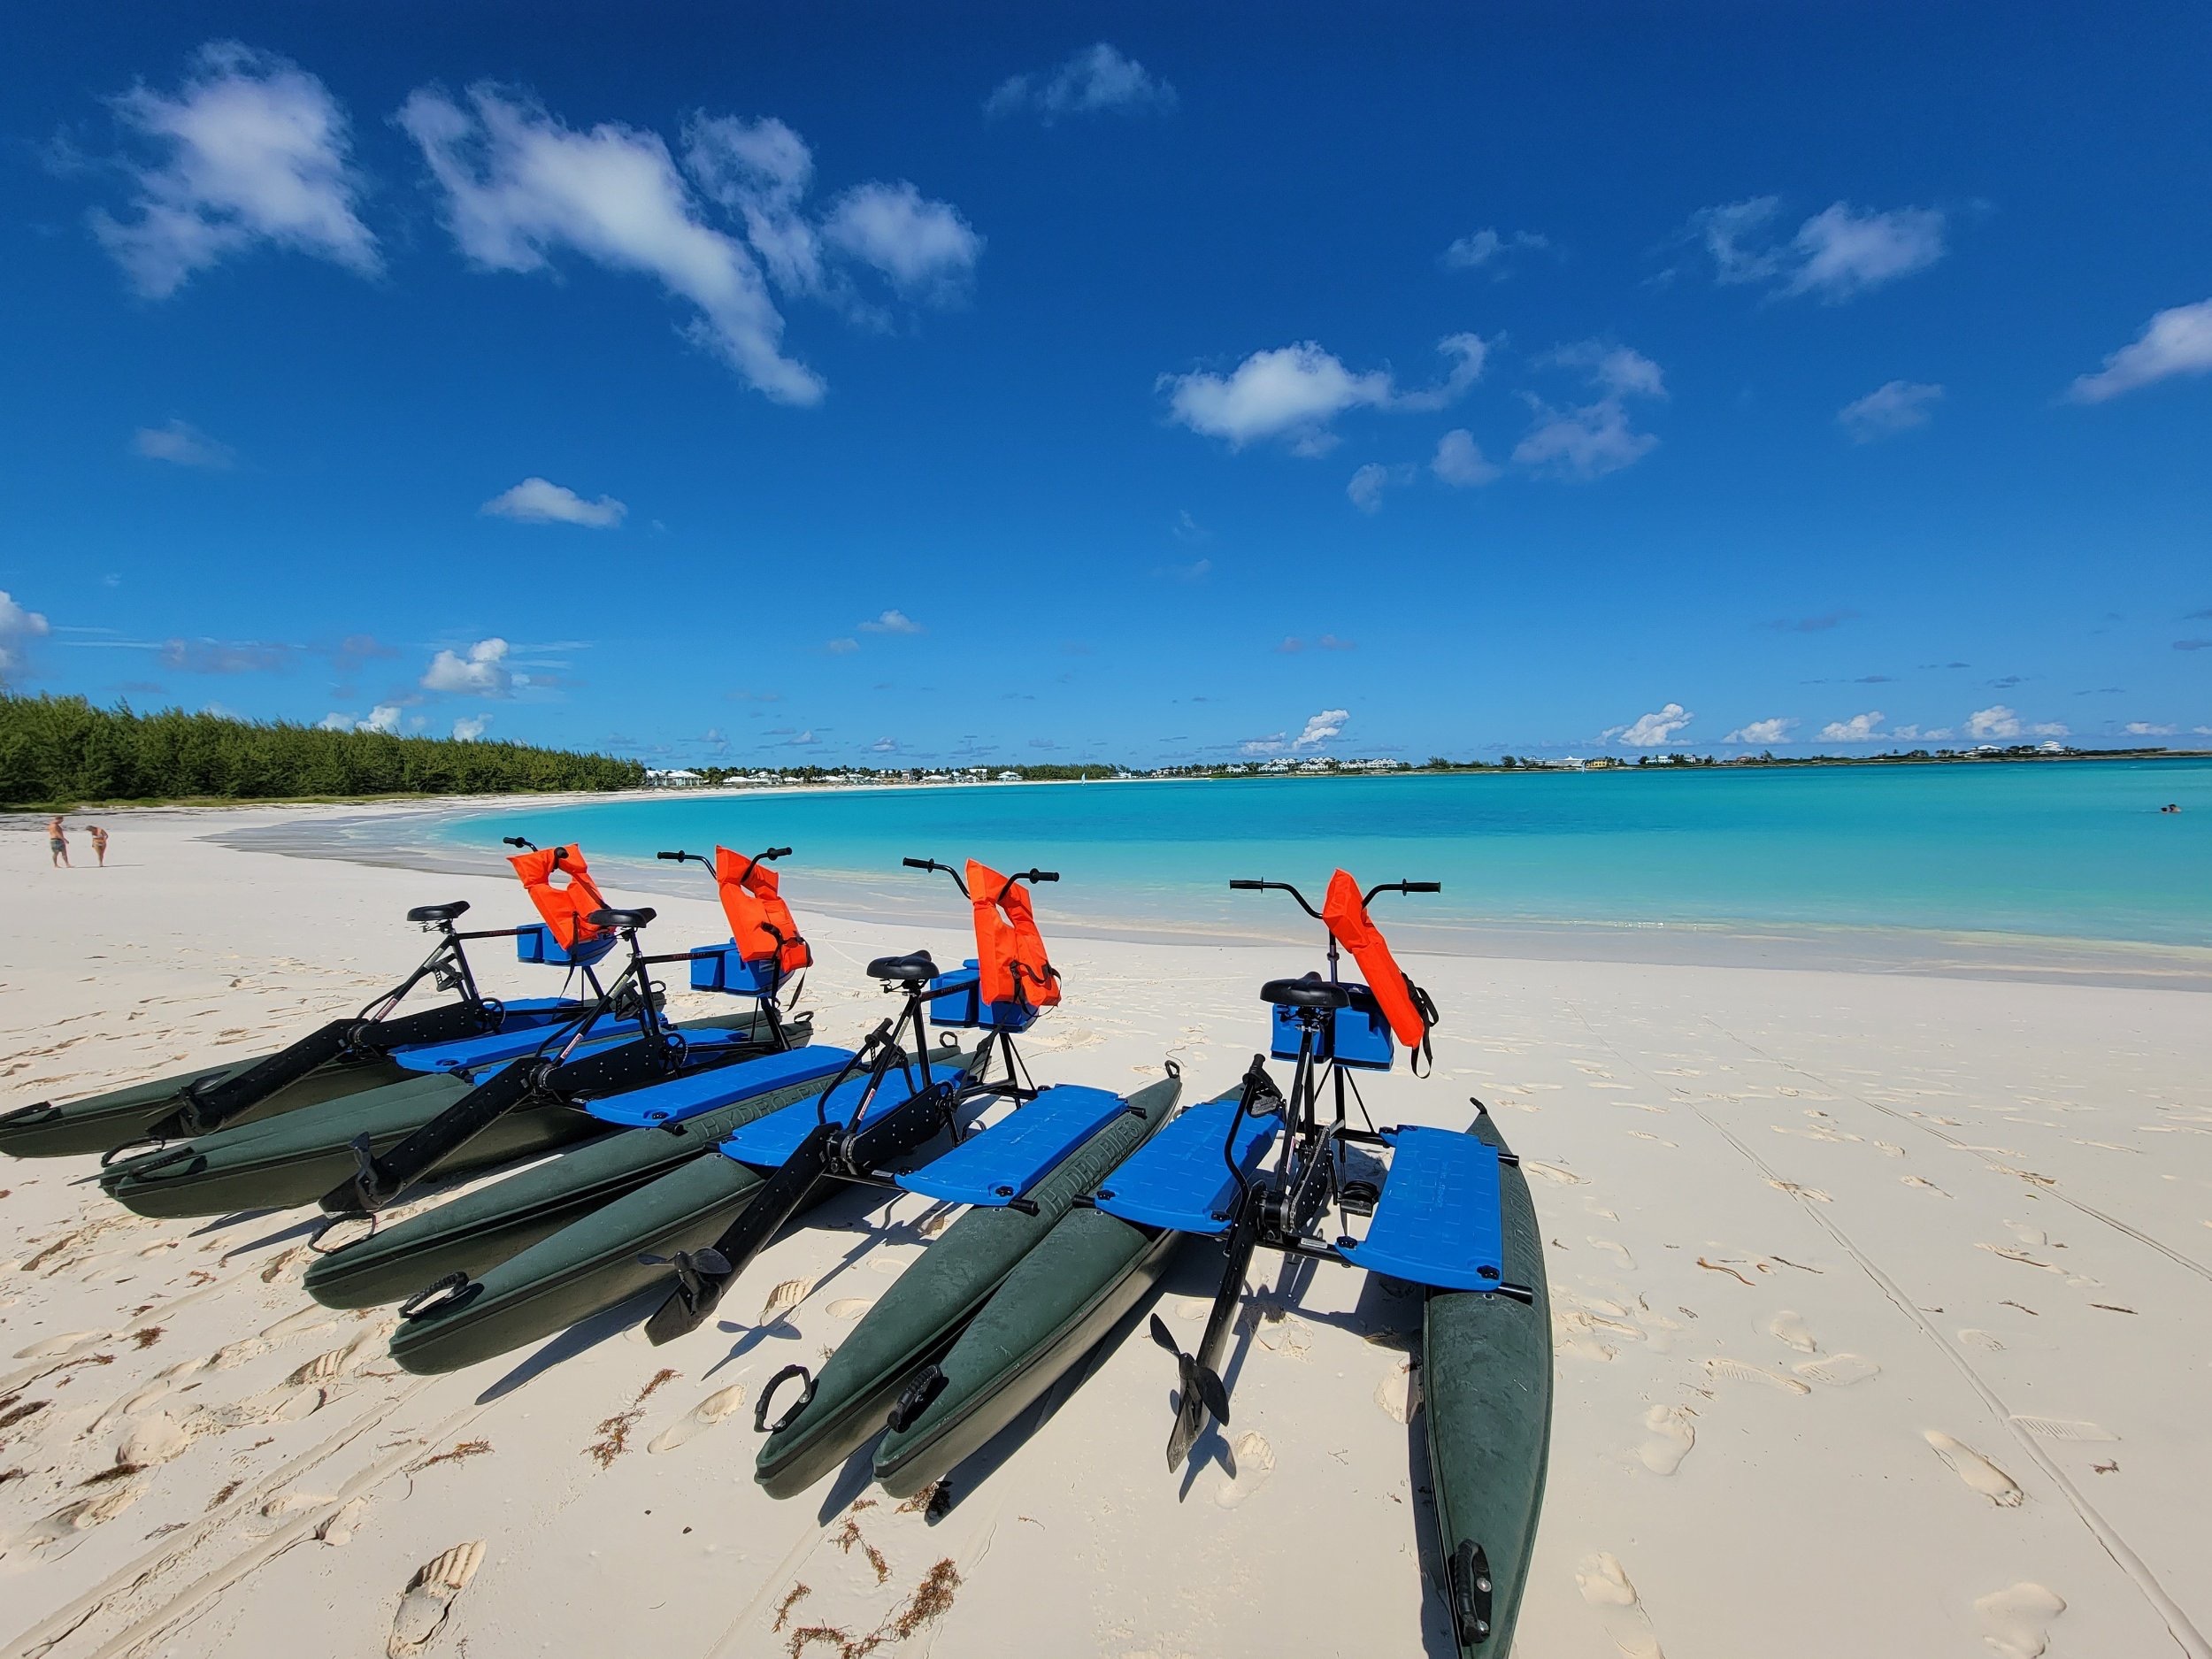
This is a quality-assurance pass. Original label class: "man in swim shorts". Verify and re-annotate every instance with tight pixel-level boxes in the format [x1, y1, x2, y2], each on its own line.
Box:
[48, 816, 69, 867]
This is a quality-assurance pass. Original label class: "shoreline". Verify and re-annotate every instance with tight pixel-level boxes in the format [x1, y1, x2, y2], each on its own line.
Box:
[203, 801, 2212, 995]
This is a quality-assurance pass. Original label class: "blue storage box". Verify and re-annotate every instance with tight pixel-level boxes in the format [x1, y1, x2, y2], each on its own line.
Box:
[1270, 980, 1394, 1071]
[515, 922, 618, 968]
[688, 940, 780, 995]
[927, 959, 1040, 1033]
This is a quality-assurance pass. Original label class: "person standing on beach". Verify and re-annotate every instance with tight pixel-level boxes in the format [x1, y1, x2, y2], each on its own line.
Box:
[48, 816, 70, 868]
[88, 824, 109, 866]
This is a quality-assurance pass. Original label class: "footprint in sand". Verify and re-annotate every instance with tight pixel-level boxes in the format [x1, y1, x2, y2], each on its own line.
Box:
[1588, 1239, 1636, 1270]
[1636, 1405, 1695, 1475]
[648, 1384, 749, 1454]
[2009, 1415, 2117, 1443]
[13, 1479, 144, 1559]
[12, 1330, 106, 1361]
[1576, 1553, 1665, 1658]
[1214, 1432, 1275, 1508]
[1976, 1582, 2066, 1659]
[1873, 1141, 1904, 1157]
[1375, 1358, 1420, 1423]
[317, 1495, 373, 1545]
[826, 1299, 874, 1320]
[1958, 1329, 2006, 1351]
[1522, 1159, 1586, 1187]
[1764, 1310, 1817, 1354]
[1794, 1354, 1880, 1386]
[118, 1410, 192, 1469]
[1703, 1357, 1810, 1395]
[757, 1279, 812, 1326]
[1901, 1176, 1950, 1196]
[2004, 1221, 2051, 1248]
[1924, 1431, 2022, 1505]
[388, 1540, 486, 1657]
[1176, 1299, 1210, 1321]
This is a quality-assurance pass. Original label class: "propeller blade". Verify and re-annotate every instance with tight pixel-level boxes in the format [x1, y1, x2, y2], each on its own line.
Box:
[1148, 1313, 1181, 1356]
[690, 1248, 731, 1275]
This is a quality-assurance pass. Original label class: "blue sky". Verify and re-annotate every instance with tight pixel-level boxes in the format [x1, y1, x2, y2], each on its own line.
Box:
[4, 2, 2209, 765]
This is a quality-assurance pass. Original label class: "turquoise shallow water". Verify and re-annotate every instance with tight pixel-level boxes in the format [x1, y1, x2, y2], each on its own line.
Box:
[424, 760, 2212, 949]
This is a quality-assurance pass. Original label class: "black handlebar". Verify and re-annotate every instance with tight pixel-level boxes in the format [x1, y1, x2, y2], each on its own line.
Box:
[656, 850, 686, 861]
[1229, 877, 1440, 916]
[502, 836, 536, 850]
[1228, 879, 1264, 890]
[902, 856, 938, 871]
[902, 856, 1058, 900]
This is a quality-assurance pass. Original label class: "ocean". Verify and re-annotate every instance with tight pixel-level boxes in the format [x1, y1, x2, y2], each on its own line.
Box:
[417, 759, 2212, 952]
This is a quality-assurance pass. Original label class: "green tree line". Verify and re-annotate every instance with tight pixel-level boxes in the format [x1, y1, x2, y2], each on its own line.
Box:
[1, 694, 643, 807]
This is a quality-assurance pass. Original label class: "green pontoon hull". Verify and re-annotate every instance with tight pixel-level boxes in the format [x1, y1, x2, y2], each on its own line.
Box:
[874, 1109, 1553, 1659]
[303, 1065, 861, 1310]
[0, 1054, 411, 1162]
[871, 1198, 1179, 1497]
[1424, 1111, 1551, 1658]
[98, 1010, 798, 1220]
[754, 1075, 1184, 1500]
[390, 1048, 972, 1376]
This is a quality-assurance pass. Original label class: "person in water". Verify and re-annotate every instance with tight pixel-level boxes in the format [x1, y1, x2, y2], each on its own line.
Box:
[48, 816, 70, 868]
[88, 824, 110, 865]
[2160, 803, 2181, 814]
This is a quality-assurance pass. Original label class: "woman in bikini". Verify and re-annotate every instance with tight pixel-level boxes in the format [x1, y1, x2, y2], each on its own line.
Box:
[48, 816, 70, 868]
[88, 824, 110, 866]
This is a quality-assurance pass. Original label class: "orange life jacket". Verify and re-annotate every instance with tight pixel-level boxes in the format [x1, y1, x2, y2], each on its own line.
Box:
[713, 847, 812, 975]
[1320, 868, 1437, 1064]
[508, 844, 611, 950]
[967, 858, 1062, 1011]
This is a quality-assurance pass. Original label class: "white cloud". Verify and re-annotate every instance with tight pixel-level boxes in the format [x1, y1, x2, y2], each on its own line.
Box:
[1787, 204, 1946, 299]
[986, 44, 1176, 121]
[90, 42, 377, 298]
[1393, 334, 1490, 412]
[1818, 710, 1886, 741]
[1347, 463, 1413, 512]
[452, 713, 492, 740]
[683, 115, 823, 296]
[1724, 717, 1796, 744]
[321, 703, 403, 733]
[400, 86, 823, 405]
[1163, 342, 1391, 450]
[787, 729, 818, 746]
[1963, 708, 2064, 741]
[2067, 298, 2212, 403]
[822, 181, 981, 297]
[1610, 703, 1694, 748]
[871, 736, 898, 752]
[857, 609, 922, 634]
[1513, 344, 1665, 481]
[1240, 732, 1287, 756]
[1686, 196, 1945, 301]
[1892, 725, 1953, 741]
[826, 637, 859, 655]
[1295, 708, 1349, 750]
[1514, 342, 1666, 481]
[1163, 334, 1485, 452]
[133, 419, 235, 467]
[1441, 227, 1549, 274]
[1432, 428, 1501, 488]
[0, 590, 53, 680]
[2125, 722, 2177, 736]
[421, 637, 512, 695]
[1838, 380, 1943, 442]
[480, 477, 626, 527]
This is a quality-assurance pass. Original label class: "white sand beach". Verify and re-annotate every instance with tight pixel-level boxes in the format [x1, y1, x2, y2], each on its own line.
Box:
[3, 807, 2208, 1659]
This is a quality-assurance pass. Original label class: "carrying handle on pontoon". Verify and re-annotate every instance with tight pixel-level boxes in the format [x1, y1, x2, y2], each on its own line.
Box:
[753, 1363, 818, 1434]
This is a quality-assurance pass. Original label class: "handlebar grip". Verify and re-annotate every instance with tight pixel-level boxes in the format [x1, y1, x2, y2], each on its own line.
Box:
[902, 857, 934, 870]
[656, 850, 683, 861]
[1405, 881, 1441, 893]
[502, 836, 533, 849]
[1028, 870, 1059, 883]
[764, 847, 793, 859]
[1228, 879, 1264, 890]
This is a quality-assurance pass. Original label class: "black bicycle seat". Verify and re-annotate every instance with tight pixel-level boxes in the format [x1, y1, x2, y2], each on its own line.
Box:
[587, 907, 656, 931]
[867, 951, 939, 982]
[1261, 974, 1351, 1011]
[406, 901, 470, 924]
